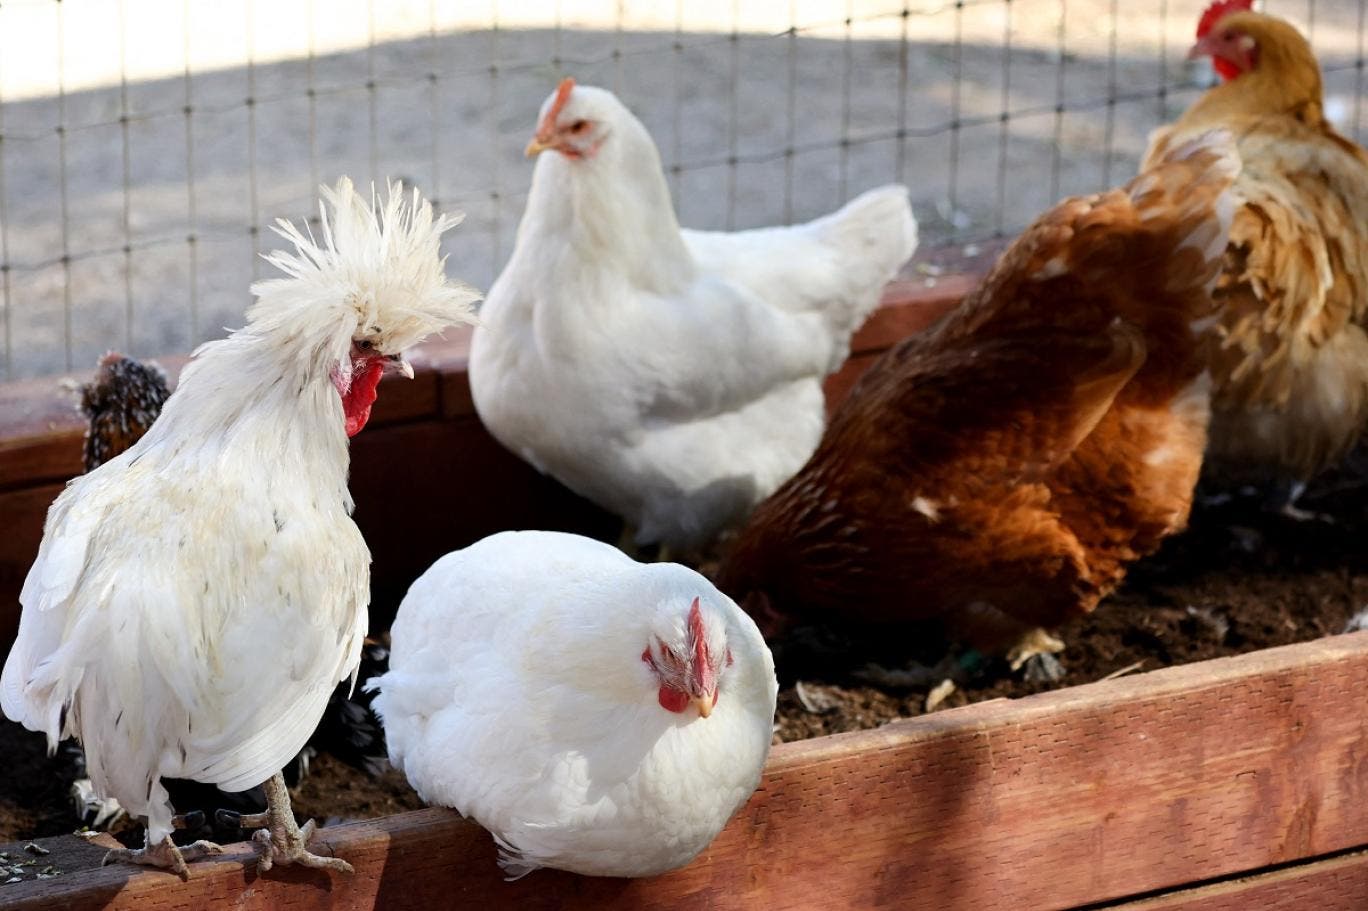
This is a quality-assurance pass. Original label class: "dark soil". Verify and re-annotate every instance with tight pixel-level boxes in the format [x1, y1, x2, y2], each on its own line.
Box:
[768, 459, 1368, 741]
[2, 459, 1365, 846]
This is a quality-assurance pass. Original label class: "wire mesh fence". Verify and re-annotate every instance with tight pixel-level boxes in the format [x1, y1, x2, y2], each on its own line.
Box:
[0, 0, 1362, 380]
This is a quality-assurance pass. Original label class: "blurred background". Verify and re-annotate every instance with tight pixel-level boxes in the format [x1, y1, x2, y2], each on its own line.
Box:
[0, 0, 1361, 380]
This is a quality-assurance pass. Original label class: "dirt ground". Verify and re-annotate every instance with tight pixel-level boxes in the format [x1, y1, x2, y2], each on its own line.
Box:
[1, 453, 1364, 848]
[766, 461, 1368, 741]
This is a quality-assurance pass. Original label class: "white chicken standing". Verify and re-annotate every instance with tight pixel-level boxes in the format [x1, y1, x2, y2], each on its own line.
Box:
[469, 78, 918, 553]
[370, 530, 778, 878]
[1, 179, 480, 876]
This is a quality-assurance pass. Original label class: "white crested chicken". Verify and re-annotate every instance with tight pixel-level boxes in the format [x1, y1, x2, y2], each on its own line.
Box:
[717, 132, 1240, 677]
[1143, 0, 1368, 518]
[65, 353, 389, 835]
[1, 179, 480, 877]
[469, 77, 917, 554]
[371, 530, 777, 879]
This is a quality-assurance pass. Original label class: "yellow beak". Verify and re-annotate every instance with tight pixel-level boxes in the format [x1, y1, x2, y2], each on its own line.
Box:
[692, 693, 715, 719]
[524, 136, 553, 158]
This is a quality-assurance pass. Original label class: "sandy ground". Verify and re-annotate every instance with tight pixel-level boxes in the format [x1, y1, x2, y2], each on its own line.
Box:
[0, 0, 1363, 379]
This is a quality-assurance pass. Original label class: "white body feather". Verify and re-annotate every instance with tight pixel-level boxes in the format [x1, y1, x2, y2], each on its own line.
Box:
[371, 530, 778, 878]
[469, 85, 918, 551]
[1, 180, 479, 844]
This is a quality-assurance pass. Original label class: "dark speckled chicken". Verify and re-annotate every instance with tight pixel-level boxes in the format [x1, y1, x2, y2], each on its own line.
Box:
[717, 132, 1240, 675]
[79, 352, 171, 473]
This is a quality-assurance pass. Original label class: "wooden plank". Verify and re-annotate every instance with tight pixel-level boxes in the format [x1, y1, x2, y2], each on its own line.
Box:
[0, 351, 443, 492]
[348, 417, 619, 628]
[3, 632, 1366, 911]
[850, 275, 967, 355]
[822, 350, 883, 415]
[0, 484, 66, 649]
[1089, 849, 1368, 910]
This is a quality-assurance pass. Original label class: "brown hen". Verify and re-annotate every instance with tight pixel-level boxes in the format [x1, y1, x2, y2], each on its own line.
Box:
[1142, 4, 1368, 516]
[716, 133, 1239, 674]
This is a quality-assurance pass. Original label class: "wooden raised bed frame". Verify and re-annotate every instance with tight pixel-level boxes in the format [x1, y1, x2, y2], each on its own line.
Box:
[1, 271, 1366, 910]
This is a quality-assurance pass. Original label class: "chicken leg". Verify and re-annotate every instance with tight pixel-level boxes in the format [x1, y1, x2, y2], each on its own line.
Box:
[1007, 627, 1067, 682]
[1267, 478, 1334, 523]
[102, 832, 223, 880]
[237, 772, 353, 874]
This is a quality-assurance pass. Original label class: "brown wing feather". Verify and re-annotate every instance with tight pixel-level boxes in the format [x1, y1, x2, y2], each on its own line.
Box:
[718, 135, 1237, 644]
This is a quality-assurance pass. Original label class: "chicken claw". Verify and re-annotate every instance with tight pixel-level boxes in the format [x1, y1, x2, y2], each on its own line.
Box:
[243, 772, 353, 874]
[1006, 628, 1066, 677]
[103, 834, 223, 880]
[1268, 479, 1334, 524]
[1021, 653, 1066, 683]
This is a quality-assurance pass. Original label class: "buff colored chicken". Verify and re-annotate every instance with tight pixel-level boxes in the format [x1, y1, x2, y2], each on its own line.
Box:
[1143, 0, 1368, 517]
[718, 133, 1239, 677]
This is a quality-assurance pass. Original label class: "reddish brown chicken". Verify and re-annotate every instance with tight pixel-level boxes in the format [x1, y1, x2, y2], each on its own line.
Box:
[1143, 1, 1368, 517]
[716, 133, 1239, 675]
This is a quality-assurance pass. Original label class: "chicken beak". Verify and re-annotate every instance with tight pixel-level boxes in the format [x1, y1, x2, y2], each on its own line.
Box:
[524, 135, 553, 158]
[692, 693, 715, 719]
[385, 354, 415, 380]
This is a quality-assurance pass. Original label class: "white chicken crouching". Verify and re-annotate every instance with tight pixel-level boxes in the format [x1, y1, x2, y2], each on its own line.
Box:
[469, 78, 918, 553]
[0, 179, 480, 877]
[370, 530, 778, 878]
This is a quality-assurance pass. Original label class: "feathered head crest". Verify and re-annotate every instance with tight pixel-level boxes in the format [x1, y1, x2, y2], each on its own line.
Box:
[247, 178, 482, 368]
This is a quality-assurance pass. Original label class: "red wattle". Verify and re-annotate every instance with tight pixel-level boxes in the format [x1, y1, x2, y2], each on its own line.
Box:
[342, 360, 386, 437]
[1212, 58, 1242, 82]
[657, 685, 690, 714]
[1196, 0, 1253, 82]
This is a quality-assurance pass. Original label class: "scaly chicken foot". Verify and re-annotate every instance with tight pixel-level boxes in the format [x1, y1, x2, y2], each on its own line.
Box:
[241, 772, 353, 874]
[102, 833, 223, 880]
[1267, 478, 1334, 523]
[1007, 628, 1066, 682]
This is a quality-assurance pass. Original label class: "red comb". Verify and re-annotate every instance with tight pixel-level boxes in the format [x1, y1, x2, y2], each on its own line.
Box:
[687, 597, 716, 697]
[687, 596, 705, 642]
[537, 77, 576, 137]
[1197, 0, 1253, 38]
[688, 598, 710, 663]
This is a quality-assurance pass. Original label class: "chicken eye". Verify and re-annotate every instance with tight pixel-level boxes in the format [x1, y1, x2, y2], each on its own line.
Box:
[355, 339, 374, 351]
[569, 119, 590, 134]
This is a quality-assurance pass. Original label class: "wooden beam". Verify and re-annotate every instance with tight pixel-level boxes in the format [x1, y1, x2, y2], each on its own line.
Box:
[0, 484, 66, 648]
[1087, 850, 1368, 911]
[3, 632, 1367, 910]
